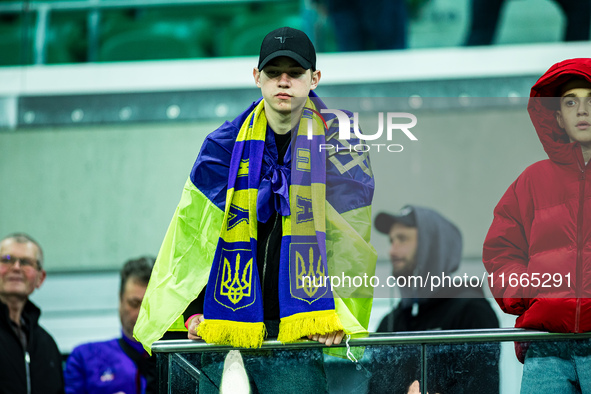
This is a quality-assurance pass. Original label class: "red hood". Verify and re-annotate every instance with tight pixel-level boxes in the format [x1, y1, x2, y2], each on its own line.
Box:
[528, 58, 591, 166]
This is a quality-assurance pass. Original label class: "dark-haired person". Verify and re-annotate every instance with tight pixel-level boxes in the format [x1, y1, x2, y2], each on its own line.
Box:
[64, 257, 155, 394]
[465, 0, 590, 46]
[484, 58, 591, 393]
[371, 207, 499, 394]
[0, 233, 64, 394]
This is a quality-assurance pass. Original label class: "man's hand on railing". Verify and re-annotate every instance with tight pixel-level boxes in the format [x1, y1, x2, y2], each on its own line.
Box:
[186, 319, 345, 345]
[407, 380, 437, 394]
[307, 330, 345, 346]
[187, 314, 205, 340]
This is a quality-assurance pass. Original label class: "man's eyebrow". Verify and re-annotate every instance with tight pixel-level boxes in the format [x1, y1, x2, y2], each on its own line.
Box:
[562, 92, 591, 98]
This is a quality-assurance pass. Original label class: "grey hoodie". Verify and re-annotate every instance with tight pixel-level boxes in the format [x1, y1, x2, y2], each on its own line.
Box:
[398, 205, 463, 306]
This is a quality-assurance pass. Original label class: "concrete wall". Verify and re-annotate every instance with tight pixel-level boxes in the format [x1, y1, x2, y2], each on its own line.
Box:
[1, 121, 216, 270]
[367, 105, 546, 260]
[0, 104, 545, 271]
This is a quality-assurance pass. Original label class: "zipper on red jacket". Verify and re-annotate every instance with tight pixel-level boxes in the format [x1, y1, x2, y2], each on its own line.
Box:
[575, 161, 586, 333]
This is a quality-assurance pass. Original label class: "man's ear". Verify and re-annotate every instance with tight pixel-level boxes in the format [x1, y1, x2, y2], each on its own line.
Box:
[253, 68, 261, 87]
[35, 269, 47, 290]
[310, 70, 321, 90]
[555, 110, 565, 129]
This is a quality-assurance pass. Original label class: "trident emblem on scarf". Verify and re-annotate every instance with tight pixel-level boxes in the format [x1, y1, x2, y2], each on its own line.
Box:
[221, 253, 253, 305]
[295, 246, 325, 298]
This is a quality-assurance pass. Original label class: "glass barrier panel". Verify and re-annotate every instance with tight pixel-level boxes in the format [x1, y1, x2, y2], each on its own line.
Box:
[424, 342, 500, 394]
[165, 352, 201, 394]
[153, 332, 591, 394]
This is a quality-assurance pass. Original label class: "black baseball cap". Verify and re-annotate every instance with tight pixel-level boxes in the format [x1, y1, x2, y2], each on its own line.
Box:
[374, 207, 417, 234]
[258, 27, 316, 71]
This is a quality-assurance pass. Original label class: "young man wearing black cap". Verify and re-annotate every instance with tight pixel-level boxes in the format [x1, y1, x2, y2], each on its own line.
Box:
[134, 27, 376, 393]
[371, 206, 499, 394]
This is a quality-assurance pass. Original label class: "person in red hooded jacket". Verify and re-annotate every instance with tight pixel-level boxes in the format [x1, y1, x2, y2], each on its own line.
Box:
[483, 58, 591, 393]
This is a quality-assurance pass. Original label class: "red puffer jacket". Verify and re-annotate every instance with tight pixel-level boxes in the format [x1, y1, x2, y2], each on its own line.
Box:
[483, 58, 591, 351]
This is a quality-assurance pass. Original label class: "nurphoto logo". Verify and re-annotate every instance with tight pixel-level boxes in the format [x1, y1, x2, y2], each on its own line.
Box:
[307, 109, 418, 153]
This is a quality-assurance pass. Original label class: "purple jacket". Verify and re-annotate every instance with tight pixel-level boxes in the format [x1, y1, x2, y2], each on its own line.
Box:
[64, 335, 146, 394]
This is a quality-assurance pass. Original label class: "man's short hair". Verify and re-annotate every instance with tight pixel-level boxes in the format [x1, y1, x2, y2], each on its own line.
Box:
[544, 76, 591, 110]
[119, 256, 155, 297]
[0, 232, 44, 269]
[557, 77, 591, 97]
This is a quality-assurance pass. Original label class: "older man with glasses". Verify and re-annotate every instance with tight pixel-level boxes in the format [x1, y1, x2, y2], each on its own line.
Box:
[0, 233, 64, 394]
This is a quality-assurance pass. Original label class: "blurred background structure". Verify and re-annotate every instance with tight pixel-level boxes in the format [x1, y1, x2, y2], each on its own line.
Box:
[0, 0, 589, 65]
[1, 0, 591, 392]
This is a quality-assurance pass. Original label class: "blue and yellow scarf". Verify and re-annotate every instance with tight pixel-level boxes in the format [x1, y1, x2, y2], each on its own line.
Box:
[197, 98, 342, 348]
[134, 94, 376, 355]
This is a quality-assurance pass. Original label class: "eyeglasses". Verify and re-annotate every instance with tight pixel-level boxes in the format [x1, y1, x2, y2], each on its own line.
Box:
[0, 255, 39, 270]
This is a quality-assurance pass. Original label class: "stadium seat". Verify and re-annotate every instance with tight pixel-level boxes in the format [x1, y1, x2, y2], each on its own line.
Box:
[97, 8, 212, 62]
[217, 13, 304, 57]
[98, 27, 207, 61]
[0, 15, 34, 66]
[45, 10, 87, 63]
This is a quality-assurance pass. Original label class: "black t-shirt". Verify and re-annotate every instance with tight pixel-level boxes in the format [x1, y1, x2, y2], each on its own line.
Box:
[372, 295, 500, 394]
[184, 130, 292, 322]
[255, 130, 291, 320]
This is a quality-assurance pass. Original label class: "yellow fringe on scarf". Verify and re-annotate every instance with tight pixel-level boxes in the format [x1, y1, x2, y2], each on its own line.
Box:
[277, 310, 344, 343]
[197, 319, 266, 349]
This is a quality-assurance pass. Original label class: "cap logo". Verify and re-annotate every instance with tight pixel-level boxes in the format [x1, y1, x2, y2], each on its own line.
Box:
[398, 207, 413, 216]
[274, 36, 292, 44]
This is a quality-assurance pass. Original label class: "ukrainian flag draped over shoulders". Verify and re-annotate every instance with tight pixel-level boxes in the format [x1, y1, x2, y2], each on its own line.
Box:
[134, 93, 377, 352]
[132, 103, 248, 353]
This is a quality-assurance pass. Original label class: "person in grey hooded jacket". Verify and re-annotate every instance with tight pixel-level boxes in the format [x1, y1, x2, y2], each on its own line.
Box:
[369, 205, 500, 394]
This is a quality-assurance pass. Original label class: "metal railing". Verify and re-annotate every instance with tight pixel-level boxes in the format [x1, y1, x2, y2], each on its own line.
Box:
[152, 329, 591, 394]
[152, 328, 591, 353]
